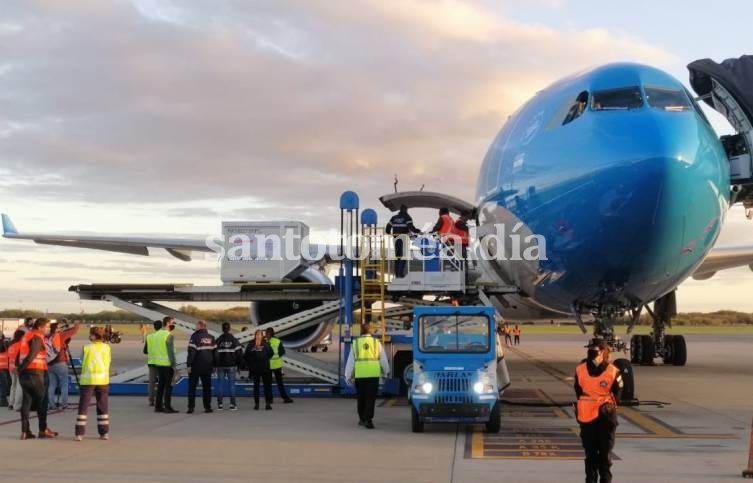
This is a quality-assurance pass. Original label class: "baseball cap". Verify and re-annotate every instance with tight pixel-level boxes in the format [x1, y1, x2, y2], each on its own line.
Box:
[584, 338, 608, 349]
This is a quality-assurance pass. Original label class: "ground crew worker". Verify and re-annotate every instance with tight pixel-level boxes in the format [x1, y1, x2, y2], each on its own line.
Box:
[513, 325, 521, 346]
[143, 320, 162, 407]
[186, 320, 216, 414]
[17, 318, 58, 439]
[574, 338, 623, 483]
[431, 207, 455, 242]
[344, 323, 390, 429]
[385, 204, 422, 278]
[149, 316, 178, 413]
[266, 327, 293, 404]
[75, 326, 112, 441]
[245, 330, 274, 410]
[19, 317, 33, 334]
[7, 329, 24, 411]
[503, 324, 512, 346]
[450, 211, 471, 261]
[46, 320, 79, 410]
[216, 322, 242, 410]
[0, 338, 9, 407]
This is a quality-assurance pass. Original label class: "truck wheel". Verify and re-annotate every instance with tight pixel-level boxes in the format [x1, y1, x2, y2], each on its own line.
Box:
[322, 346, 328, 353]
[485, 401, 501, 433]
[672, 335, 687, 366]
[311, 346, 318, 353]
[411, 405, 424, 433]
[393, 351, 414, 396]
[612, 358, 635, 403]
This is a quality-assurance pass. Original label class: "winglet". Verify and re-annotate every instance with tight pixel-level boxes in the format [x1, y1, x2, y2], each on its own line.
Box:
[1, 214, 18, 235]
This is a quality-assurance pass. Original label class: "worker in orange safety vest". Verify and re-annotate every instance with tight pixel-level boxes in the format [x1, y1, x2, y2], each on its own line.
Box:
[574, 338, 623, 483]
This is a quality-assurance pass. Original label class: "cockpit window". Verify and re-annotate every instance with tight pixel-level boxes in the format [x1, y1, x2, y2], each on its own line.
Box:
[562, 91, 589, 125]
[645, 86, 692, 111]
[591, 86, 643, 110]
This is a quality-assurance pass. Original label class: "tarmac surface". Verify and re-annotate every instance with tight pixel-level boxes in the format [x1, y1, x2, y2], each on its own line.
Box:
[1, 332, 752, 482]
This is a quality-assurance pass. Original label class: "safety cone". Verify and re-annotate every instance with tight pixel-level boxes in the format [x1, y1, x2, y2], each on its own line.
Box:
[744, 417, 753, 478]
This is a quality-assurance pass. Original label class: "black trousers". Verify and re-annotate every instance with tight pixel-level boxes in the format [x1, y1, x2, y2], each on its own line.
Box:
[394, 236, 407, 277]
[355, 377, 379, 422]
[252, 371, 272, 405]
[271, 368, 289, 400]
[188, 373, 212, 410]
[514, 335, 520, 345]
[155, 366, 175, 410]
[19, 371, 48, 434]
[580, 416, 616, 483]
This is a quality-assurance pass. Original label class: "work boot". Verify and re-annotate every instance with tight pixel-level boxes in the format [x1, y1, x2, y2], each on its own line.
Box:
[283, 398, 293, 403]
[217, 401, 223, 411]
[164, 408, 179, 414]
[20, 432, 36, 440]
[254, 403, 259, 410]
[265, 404, 272, 410]
[365, 420, 375, 429]
[204, 408, 213, 413]
[186, 407, 195, 414]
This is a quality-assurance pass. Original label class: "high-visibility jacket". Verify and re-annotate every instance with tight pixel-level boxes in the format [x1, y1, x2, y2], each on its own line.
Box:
[513, 328, 521, 337]
[575, 362, 618, 423]
[503, 326, 511, 335]
[437, 214, 454, 237]
[80, 342, 111, 386]
[450, 221, 470, 246]
[353, 335, 381, 379]
[47, 332, 63, 364]
[269, 337, 284, 370]
[7, 341, 19, 373]
[146, 329, 171, 367]
[19, 330, 48, 372]
[0, 351, 8, 371]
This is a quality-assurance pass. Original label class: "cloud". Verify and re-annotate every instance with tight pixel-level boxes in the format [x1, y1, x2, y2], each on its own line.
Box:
[1, 0, 676, 215]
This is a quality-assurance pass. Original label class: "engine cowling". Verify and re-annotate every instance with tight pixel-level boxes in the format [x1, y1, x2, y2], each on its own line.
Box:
[249, 268, 334, 350]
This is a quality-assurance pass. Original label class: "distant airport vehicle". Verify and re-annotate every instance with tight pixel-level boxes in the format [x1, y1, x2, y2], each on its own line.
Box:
[4, 56, 753, 373]
[409, 306, 510, 433]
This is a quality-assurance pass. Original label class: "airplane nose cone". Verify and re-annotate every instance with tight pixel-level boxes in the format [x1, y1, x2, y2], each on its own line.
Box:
[537, 114, 729, 308]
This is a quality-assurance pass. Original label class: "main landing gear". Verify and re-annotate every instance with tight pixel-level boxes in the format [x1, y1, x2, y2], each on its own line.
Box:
[629, 291, 686, 367]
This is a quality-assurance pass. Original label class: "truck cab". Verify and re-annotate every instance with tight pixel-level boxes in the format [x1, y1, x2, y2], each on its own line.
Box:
[409, 306, 510, 433]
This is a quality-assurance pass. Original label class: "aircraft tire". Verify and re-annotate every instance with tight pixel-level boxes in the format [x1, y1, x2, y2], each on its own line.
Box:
[613, 358, 635, 403]
[640, 335, 654, 365]
[629, 335, 641, 364]
[662, 335, 675, 364]
[672, 335, 687, 366]
[411, 405, 424, 433]
[485, 401, 501, 433]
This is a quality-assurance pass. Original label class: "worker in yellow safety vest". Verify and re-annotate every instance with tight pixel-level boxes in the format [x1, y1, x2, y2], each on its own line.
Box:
[148, 317, 178, 414]
[574, 338, 623, 483]
[142, 320, 163, 407]
[266, 328, 293, 404]
[344, 324, 390, 429]
[75, 326, 112, 441]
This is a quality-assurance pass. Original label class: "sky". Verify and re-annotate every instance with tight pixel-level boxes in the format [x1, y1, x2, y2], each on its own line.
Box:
[1, 0, 752, 313]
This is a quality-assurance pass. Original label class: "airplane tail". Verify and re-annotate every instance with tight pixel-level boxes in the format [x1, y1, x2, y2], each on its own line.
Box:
[1, 214, 18, 235]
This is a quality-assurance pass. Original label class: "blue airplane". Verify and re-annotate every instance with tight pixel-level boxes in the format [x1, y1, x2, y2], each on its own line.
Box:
[4, 58, 753, 383]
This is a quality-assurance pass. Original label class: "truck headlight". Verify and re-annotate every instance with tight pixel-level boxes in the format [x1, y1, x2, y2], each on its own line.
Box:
[473, 382, 484, 394]
[421, 382, 433, 394]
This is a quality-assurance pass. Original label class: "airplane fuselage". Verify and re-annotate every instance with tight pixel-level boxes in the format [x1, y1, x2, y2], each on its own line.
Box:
[476, 63, 730, 316]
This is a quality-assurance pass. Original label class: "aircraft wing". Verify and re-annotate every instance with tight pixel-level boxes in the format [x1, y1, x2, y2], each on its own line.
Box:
[2, 213, 212, 261]
[692, 244, 753, 280]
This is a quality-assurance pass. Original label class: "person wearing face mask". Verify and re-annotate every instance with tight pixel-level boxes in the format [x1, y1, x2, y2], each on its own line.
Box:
[17, 318, 58, 440]
[574, 338, 623, 483]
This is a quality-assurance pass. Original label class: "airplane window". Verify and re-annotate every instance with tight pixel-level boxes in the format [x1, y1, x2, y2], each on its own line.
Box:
[591, 86, 643, 110]
[562, 91, 589, 125]
[645, 86, 692, 111]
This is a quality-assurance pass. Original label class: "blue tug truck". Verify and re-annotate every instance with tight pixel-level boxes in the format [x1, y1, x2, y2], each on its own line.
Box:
[408, 306, 511, 433]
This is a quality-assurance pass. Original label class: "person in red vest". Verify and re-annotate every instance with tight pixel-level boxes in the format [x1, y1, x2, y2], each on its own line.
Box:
[451, 212, 470, 258]
[574, 338, 623, 483]
[430, 207, 455, 241]
[46, 319, 81, 410]
[17, 318, 58, 440]
[513, 325, 521, 346]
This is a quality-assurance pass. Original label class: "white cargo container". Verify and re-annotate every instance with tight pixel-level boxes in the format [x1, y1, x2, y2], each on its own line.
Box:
[220, 221, 309, 284]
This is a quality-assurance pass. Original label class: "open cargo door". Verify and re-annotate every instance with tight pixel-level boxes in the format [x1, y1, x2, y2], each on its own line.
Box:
[688, 56, 753, 207]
